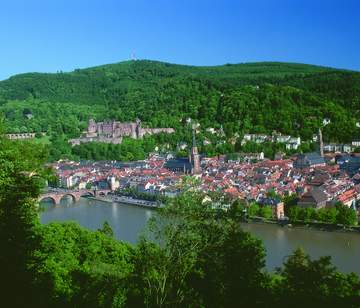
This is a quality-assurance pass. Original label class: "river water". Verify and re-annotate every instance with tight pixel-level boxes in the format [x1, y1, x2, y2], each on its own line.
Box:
[40, 197, 360, 275]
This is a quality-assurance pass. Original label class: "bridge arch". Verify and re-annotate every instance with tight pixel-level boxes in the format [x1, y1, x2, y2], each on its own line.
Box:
[80, 191, 94, 198]
[39, 196, 57, 204]
[59, 194, 77, 204]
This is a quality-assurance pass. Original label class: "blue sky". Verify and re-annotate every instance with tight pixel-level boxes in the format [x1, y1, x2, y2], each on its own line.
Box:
[0, 0, 359, 80]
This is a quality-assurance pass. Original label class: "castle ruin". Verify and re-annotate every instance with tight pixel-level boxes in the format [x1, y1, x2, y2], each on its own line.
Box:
[69, 119, 175, 146]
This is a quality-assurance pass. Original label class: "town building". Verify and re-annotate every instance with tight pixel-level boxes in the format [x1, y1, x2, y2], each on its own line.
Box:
[47, 141, 360, 223]
[6, 133, 36, 140]
[294, 152, 326, 169]
[109, 176, 120, 191]
[340, 156, 360, 176]
[189, 128, 201, 175]
[164, 158, 192, 173]
[257, 197, 285, 220]
[297, 189, 328, 209]
[352, 140, 360, 148]
[274, 134, 301, 150]
[241, 133, 269, 145]
[241, 133, 301, 150]
[324, 143, 353, 153]
[335, 188, 357, 208]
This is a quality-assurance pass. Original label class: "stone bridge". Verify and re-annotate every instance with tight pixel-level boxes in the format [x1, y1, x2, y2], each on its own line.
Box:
[39, 189, 111, 205]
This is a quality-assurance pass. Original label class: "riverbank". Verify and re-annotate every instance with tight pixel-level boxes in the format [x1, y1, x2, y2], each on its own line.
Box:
[40, 198, 360, 275]
[85, 196, 360, 234]
[245, 216, 360, 234]
[86, 195, 160, 209]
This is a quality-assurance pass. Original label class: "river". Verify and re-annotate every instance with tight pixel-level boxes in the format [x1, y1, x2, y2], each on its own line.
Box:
[40, 197, 360, 275]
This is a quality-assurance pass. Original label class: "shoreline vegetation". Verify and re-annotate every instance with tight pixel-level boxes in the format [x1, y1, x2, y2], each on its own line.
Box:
[1, 136, 360, 307]
[82, 195, 360, 234]
[244, 217, 360, 234]
[1, 57, 360, 305]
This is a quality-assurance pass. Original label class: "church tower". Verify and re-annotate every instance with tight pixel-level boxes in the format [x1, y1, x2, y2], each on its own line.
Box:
[318, 128, 324, 157]
[190, 128, 201, 175]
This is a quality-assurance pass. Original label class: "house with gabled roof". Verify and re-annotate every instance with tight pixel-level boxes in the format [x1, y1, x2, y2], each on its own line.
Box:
[297, 188, 328, 209]
[294, 152, 326, 169]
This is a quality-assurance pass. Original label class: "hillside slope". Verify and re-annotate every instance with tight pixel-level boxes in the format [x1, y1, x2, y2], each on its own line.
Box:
[0, 60, 359, 151]
[0, 60, 346, 103]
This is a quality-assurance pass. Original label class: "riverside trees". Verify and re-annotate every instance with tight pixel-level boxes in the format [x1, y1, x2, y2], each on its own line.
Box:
[0, 132, 49, 306]
[0, 136, 359, 307]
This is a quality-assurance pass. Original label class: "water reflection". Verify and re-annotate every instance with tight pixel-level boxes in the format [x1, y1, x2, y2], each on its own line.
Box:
[241, 223, 360, 274]
[39, 199, 56, 211]
[111, 203, 118, 215]
[60, 195, 76, 207]
[41, 197, 154, 244]
[41, 198, 360, 274]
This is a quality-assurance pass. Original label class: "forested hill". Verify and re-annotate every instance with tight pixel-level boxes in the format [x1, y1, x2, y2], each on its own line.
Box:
[0, 60, 351, 104]
[0, 60, 359, 159]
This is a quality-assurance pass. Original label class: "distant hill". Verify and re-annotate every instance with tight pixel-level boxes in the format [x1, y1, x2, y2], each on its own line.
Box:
[0, 60, 359, 151]
[0, 60, 347, 104]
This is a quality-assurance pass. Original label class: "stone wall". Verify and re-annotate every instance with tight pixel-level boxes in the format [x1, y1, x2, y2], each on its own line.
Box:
[7, 133, 36, 140]
[69, 119, 174, 146]
[141, 127, 175, 137]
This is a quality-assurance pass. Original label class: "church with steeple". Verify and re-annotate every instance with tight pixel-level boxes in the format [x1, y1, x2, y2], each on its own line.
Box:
[189, 128, 201, 175]
[163, 126, 202, 175]
[293, 128, 326, 169]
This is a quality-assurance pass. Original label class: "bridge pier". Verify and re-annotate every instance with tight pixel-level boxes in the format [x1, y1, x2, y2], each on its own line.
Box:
[39, 189, 110, 205]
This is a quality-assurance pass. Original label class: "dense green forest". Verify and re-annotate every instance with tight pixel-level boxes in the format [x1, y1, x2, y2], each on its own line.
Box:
[0, 60, 359, 160]
[0, 138, 359, 307]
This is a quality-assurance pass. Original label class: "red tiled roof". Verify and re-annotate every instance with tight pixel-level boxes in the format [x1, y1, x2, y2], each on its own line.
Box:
[337, 189, 356, 203]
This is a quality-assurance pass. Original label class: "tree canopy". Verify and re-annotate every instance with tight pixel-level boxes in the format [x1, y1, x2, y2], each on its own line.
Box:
[0, 60, 359, 161]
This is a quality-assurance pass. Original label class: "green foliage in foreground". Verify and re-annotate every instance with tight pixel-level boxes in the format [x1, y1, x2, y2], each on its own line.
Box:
[0, 138, 359, 307]
[30, 222, 133, 307]
[0, 133, 52, 306]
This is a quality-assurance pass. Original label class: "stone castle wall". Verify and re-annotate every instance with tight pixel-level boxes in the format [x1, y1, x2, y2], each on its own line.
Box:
[7, 133, 36, 140]
[141, 127, 175, 137]
[69, 119, 174, 146]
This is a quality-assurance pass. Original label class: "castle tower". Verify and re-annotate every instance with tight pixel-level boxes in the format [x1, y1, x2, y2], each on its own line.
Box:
[190, 128, 201, 175]
[135, 118, 143, 138]
[86, 119, 98, 137]
[130, 122, 138, 139]
[318, 128, 324, 157]
[88, 119, 97, 134]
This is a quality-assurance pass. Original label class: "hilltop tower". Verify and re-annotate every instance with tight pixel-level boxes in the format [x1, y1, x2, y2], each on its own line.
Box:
[318, 128, 324, 157]
[190, 128, 201, 175]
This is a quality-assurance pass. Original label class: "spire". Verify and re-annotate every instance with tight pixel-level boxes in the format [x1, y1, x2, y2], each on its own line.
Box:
[318, 128, 324, 157]
[192, 127, 197, 148]
[190, 126, 201, 175]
